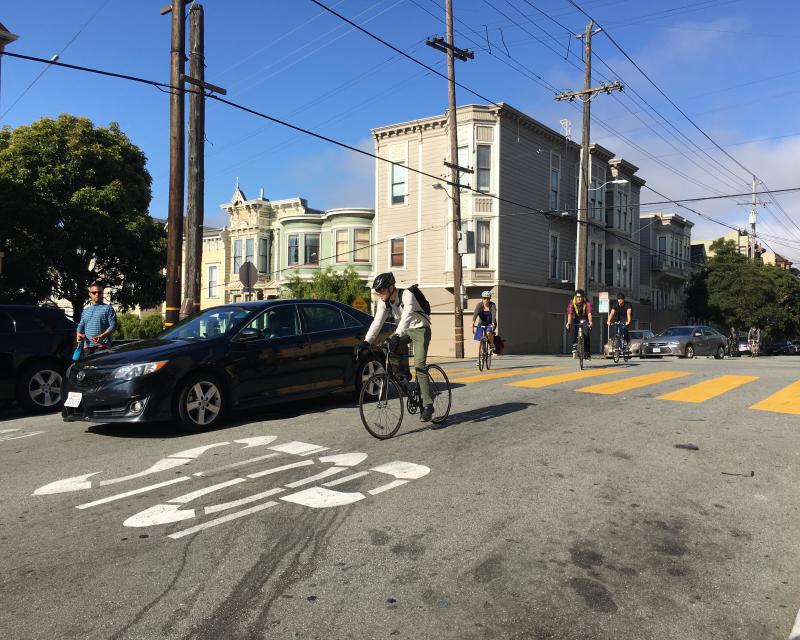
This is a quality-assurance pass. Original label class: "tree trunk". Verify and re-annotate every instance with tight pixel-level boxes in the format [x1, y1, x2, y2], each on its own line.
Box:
[70, 298, 84, 325]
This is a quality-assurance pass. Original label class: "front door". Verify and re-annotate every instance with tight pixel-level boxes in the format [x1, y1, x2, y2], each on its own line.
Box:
[299, 303, 361, 391]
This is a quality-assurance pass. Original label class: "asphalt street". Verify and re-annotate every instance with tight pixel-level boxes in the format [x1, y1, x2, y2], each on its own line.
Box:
[1, 353, 798, 640]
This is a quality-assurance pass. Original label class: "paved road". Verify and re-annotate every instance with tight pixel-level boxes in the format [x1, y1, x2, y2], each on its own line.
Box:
[1, 354, 798, 640]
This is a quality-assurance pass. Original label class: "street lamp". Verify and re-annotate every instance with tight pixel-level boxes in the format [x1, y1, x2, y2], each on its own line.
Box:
[589, 178, 627, 191]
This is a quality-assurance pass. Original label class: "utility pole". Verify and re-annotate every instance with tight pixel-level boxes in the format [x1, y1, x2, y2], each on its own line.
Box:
[555, 21, 622, 294]
[426, 0, 473, 359]
[185, 3, 204, 313]
[164, 0, 186, 327]
[737, 176, 768, 261]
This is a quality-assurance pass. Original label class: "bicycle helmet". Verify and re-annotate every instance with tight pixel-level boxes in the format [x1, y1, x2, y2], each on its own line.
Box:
[372, 272, 396, 291]
[574, 289, 585, 297]
[481, 290, 492, 299]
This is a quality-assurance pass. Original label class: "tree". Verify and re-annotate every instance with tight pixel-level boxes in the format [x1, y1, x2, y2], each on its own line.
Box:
[0, 114, 166, 321]
[282, 267, 370, 306]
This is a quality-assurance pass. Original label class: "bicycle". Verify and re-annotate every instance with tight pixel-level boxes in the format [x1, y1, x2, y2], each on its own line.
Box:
[749, 339, 760, 357]
[727, 336, 739, 358]
[569, 319, 590, 370]
[475, 324, 493, 371]
[357, 341, 452, 439]
[610, 321, 630, 364]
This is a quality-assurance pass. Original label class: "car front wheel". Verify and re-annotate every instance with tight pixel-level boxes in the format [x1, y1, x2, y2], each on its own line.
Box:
[715, 345, 725, 359]
[17, 362, 66, 413]
[684, 344, 694, 359]
[176, 374, 226, 430]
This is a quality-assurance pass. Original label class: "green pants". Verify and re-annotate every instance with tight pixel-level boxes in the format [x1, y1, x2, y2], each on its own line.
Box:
[390, 326, 433, 407]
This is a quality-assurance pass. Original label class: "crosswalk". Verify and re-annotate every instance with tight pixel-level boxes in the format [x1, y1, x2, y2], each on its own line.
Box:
[444, 364, 800, 416]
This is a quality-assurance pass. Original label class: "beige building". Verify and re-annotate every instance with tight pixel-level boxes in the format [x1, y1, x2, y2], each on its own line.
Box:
[695, 229, 793, 270]
[372, 103, 646, 355]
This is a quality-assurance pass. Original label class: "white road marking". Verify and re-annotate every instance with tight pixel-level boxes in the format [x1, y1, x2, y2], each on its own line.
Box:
[233, 436, 278, 448]
[319, 452, 368, 466]
[1, 431, 45, 441]
[76, 477, 190, 509]
[99, 458, 189, 486]
[281, 486, 366, 508]
[168, 501, 279, 539]
[246, 460, 314, 479]
[370, 461, 430, 480]
[285, 466, 346, 488]
[204, 488, 285, 515]
[167, 478, 245, 504]
[169, 442, 231, 459]
[789, 607, 800, 640]
[368, 480, 409, 495]
[269, 441, 329, 456]
[322, 471, 370, 487]
[124, 503, 195, 528]
[192, 453, 280, 477]
[0, 428, 21, 434]
[34, 473, 100, 495]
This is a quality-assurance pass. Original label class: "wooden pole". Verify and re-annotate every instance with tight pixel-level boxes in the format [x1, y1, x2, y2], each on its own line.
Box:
[185, 3, 204, 313]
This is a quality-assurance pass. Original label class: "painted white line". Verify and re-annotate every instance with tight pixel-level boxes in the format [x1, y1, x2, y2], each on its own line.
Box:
[168, 501, 279, 539]
[167, 478, 245, 504]
[319, 452, 368, 467]
[34, 472, 100, 496]
[269, 441, 328, 456]
[99, 458, 189, 486]
[281, 486, 365, 509]
[168, 442, 230, 459]
[124, 503, 195, 528]
[323, 471, 370, 487]
[192, 453, 281, 477]
[1, 431, 45, 441]
[76, 477, 190, 509]
[204, 488, 285, 515]
[0, 428, 21, 434]
[246, 460, 313, 479]
[368, 479, 408, 495]
[789, 607, 800, 640]
[233, 436, 278, 448]
[285, 466, 345, 489]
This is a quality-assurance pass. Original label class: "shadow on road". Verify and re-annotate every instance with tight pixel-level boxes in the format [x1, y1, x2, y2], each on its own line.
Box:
[399, 401, 537, 436]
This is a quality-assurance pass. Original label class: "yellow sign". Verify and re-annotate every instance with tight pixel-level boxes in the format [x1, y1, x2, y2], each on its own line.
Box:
[352, 296, 368, 312]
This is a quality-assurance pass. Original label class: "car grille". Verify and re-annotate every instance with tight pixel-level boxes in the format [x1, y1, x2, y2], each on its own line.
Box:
[72, 368, 111, 388]
[650, 342, 668, 347]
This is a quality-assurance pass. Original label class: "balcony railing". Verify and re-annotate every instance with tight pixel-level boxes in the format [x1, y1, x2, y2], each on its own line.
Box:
[651, 254, 689, 274]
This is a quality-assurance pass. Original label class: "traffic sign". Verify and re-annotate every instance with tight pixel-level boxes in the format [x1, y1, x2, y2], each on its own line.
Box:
[352, 296, 368, 312]
[239, 261, 258, 289]
[599, 291, 609, 314]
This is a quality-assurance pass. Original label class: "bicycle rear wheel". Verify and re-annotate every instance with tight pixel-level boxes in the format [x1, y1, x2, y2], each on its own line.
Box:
[478, 338, 486, 372]
[425, 364, 452, 424]
[612, 337, 620, 364]
[359, 373, 404, 439]
[577, 332, 585, 370]
[486, 339, 492, 370]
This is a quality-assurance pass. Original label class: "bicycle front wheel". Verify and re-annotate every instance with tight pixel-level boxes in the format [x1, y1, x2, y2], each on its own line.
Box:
[478, 338, 486, 372]
[486, 339, 492, 370]
[425, 364, 452, 424]
[359, 373, 404, 439]
[612, 338, 620, 364]
[577, 335, 585, 370]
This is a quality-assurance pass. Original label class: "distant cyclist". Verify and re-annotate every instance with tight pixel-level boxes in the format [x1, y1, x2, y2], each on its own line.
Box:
[361, 272, 434, 422]
[748, 324, 761, 357]
[566, 289, 593, 358]
[472, 290, 497, 367]
[728, 326, 739, 357]
[607, 292, 633, 352]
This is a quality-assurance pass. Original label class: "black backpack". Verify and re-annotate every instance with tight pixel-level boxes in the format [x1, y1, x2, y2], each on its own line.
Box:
[399, 284, 431, 318]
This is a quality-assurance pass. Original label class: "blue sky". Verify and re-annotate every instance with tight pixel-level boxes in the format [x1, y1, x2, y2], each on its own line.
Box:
[3, 0, 800, 261]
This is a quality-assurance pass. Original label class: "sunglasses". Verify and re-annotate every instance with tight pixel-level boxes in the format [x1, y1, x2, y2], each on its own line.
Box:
[88, 290, 102, 295]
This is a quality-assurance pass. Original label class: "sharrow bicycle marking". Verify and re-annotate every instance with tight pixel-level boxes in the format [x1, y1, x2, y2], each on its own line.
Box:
[193, 453, 281, 477]
[204, 488, 285, 515]
[168, 502, 280, 540]
[323, 471, 370, 487]
[247, 460, 314, 479]
[658, 375, 760, 403]
[451, 366, 563, 384]
[76, 477, 190, 509]
[507, 368, 622, 388]
[751, 379, 800, 415]
[577, 371, 692, 395]
[269, 441, 329, 456]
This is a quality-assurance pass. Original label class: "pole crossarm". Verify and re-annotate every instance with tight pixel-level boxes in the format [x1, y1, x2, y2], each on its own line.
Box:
[180, 73, 226, 96]
[425, 36, 474, 61]
[443, 160, 474, 174]
[554, 80, 623, 101]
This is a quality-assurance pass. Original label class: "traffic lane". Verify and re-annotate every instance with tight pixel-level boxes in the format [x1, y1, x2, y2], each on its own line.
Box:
[2, 359, 798, 639]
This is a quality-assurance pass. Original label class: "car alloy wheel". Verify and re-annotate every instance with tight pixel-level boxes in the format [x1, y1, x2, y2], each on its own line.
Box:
[19, 364, 65, 412]
[359, 358, 386, 397]
[685, 344, 694, 359]
[715, 345, 725, 359]
[178, 377, 225, 428]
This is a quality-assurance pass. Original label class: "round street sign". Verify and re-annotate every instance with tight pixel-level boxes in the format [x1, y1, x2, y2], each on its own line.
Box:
[352, 296, 368, 312]
[239, 261, 258, 289]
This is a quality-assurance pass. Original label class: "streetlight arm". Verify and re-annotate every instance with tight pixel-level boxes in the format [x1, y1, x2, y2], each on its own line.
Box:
[588, 178, 628, 192]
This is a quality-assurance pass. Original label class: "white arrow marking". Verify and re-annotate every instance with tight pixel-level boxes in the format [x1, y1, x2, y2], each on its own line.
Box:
[168, 501, 279, 539]
[319, 452, 368, 467]
[370, 461, 430, 480]
[247, 459, 313, 479]
[169, 442, 230, 459]
[281, 486, 365, 509]
[76, 477, 189, 509]
[99, 458, 189, 486]
[33, 473, 100, 495]
[233, 436, 278, 448]
[0, 428, 21, 434]
[124, 503, 195, 528]
[368, 480, 408, 495]
[269, 441, 328, 456]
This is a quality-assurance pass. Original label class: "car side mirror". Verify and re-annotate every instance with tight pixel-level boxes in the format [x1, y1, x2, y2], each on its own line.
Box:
[235, 328, 263, 342]
[694, 332, 702, 337]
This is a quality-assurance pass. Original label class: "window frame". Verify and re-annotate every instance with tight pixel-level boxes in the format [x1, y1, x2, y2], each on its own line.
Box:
[389, 236, 406, 269]
[299, 302, 346, 334]
[390, 160, 407, 205]
[233, 239, 243, 274]
[549, 233, 560, 280]
[476, 219, 491, 269]
[287, 234, 299, 267]
[304, 233, 320, 266]
[476, 144, 491, 193]
[353, 227, 370, 263]
[245, 237, 255, 266]
[207, 264, 219, 298]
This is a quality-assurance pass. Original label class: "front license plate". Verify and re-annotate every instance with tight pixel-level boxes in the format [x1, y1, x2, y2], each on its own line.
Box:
[64, 392, 83, 408]
[652, 348, 661, 353]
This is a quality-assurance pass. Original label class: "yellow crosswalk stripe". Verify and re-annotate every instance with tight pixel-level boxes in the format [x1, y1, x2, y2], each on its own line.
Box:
[452, 366, 563, 384]
[658, 375, 759, 403]
[508, 368, 622, 388]
[577, 371, 692, 395]
[751, 380, 800, 415]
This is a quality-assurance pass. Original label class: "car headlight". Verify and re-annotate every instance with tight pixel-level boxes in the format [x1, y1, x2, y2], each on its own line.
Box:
[667, 341, 680, 346]
[112, 361, 168, 380]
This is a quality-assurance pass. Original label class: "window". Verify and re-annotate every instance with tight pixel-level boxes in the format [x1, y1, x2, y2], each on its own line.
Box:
[301, 304, 345, 333]
[259, 238, 269, 273]
[335, 229, 349, 263]
[622, 251, 628, 289]
[233, 239, 242, 273]
[590, 242, 596, 282]
[616, 249, 622, 287]
[628, 254, 633, 288]
[305, 234, 320, 266]
[605, 248, 613, 285]
[589, 178, 601, 219]
[598, 243, 604, 284]
[549, 234, 559, 279]
[287, 235, 299, 266]
[207, 265, 218, 298]
[245, 238, 254, 266]
[390, 237, 405, 268]
[620, 190, 629, 233]
[0, 312, 14, 334]
[477, 144, 491, 192]
[354, 228, 370, 263]
[391, 161, 406, 205]
[258, 305, 300, 339]
[457, 145, 471, 189]
[476, 220, 490, 268]
[341, 309, 364, 328]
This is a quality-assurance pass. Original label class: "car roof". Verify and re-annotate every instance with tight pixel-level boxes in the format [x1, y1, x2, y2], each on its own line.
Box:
[206, 298, 353, 311]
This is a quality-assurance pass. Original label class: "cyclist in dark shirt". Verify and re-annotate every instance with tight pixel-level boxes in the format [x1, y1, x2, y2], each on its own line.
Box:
[607, 292, 633, 351]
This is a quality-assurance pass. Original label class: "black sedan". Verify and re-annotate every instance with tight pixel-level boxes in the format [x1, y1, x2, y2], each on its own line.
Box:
[62, 299, 392, 429]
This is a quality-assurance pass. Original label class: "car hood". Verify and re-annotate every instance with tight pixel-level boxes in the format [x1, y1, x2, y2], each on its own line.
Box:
[77, 338, 212, 366]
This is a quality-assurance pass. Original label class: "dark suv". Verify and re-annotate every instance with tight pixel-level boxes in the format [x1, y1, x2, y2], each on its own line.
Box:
[0, 305, 76, 412]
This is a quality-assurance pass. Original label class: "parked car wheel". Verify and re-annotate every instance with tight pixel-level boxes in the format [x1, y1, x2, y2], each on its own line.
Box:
[714, 345, 725, 359]
[176, 373, 226, 430]
[684, 344, 695, 359]
[355, 355, 385, 397]
[17, 361, 66, 413]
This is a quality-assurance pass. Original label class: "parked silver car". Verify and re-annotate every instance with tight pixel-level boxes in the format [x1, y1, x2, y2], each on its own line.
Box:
[642, 325, 727, 359]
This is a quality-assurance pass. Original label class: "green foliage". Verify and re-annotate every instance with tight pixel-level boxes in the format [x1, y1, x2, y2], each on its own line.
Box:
[115, 312, 164, 340]
[0, 114, 166, 322]
[686, 239, 800, 340]
[282, 266, 370, 307]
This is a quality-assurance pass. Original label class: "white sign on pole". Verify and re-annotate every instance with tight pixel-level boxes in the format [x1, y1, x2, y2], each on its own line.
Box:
[598, 291, 609, 314]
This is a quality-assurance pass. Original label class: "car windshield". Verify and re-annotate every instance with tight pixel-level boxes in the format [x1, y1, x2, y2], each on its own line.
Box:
[629, 331, 646, 339]
[657, 327, 693, 337]
[159, 307, 254, 340]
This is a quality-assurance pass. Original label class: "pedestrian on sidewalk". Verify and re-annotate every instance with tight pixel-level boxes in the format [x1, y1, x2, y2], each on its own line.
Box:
[76, 281, 117, 356]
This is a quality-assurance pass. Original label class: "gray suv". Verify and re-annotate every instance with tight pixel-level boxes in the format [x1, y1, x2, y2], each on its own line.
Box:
[642, 325, 727, 359]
